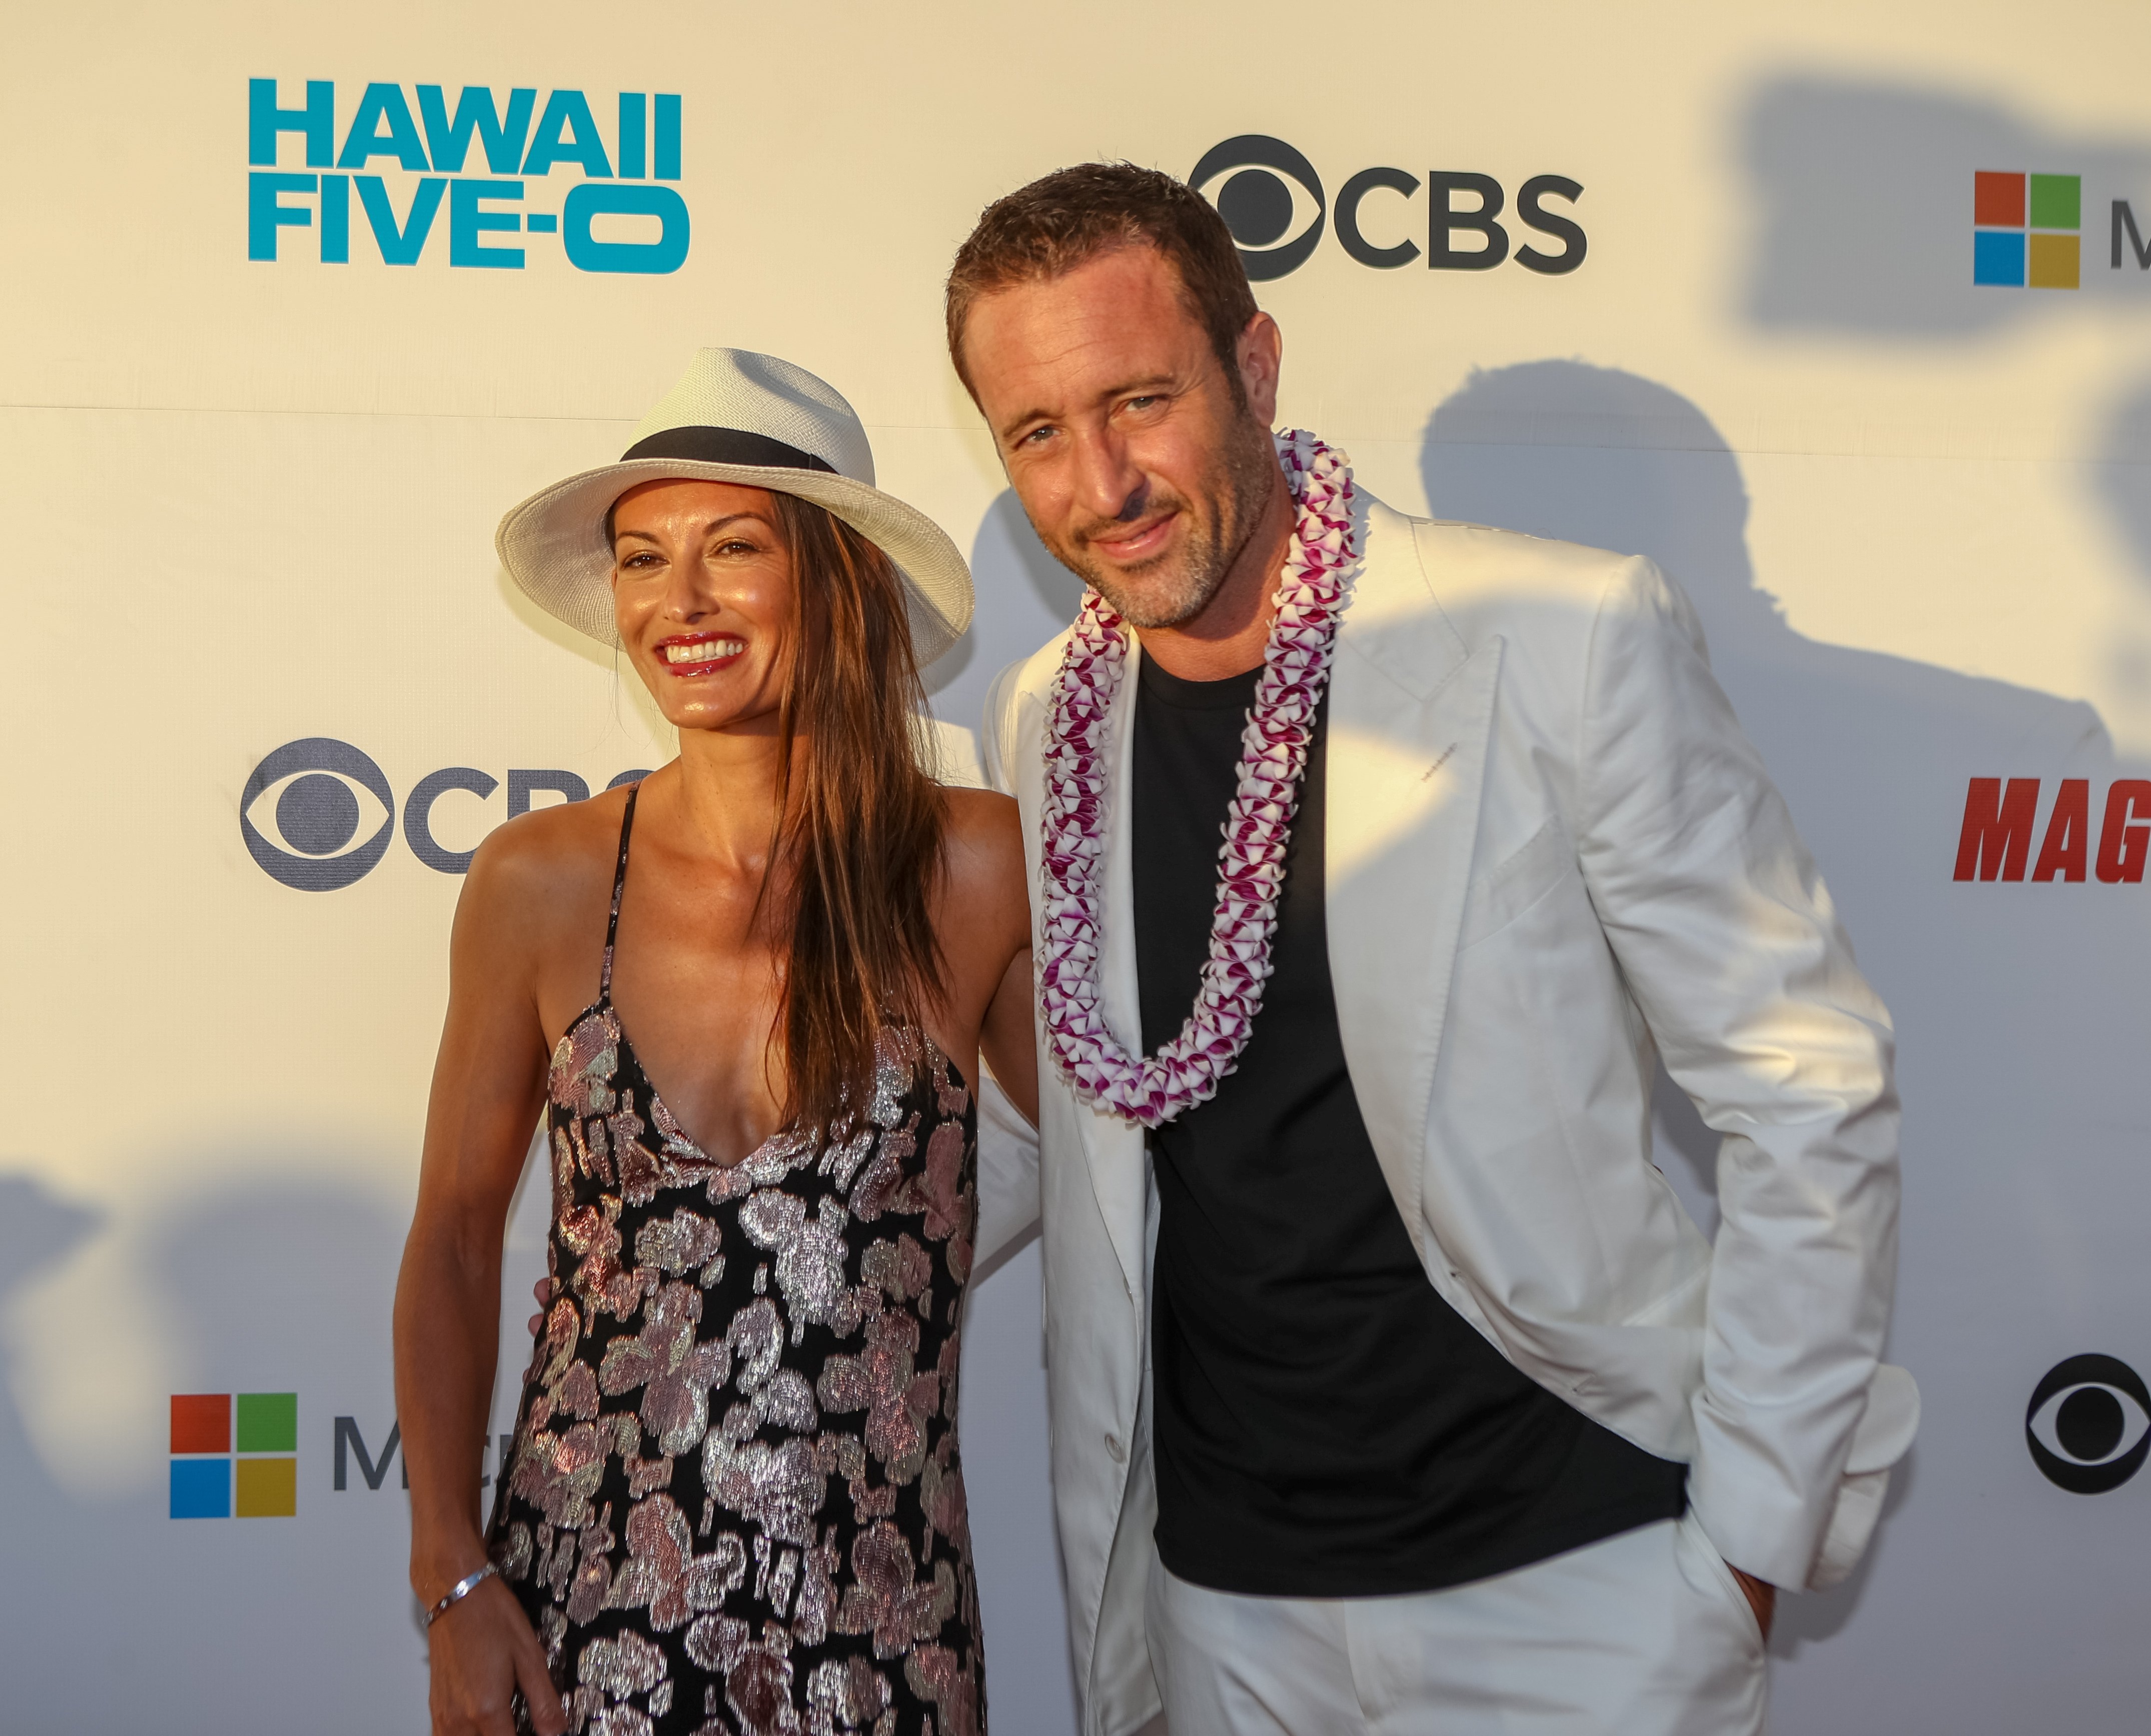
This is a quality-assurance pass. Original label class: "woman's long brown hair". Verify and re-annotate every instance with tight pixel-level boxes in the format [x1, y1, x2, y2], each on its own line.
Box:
[763, 492, 948, 1140]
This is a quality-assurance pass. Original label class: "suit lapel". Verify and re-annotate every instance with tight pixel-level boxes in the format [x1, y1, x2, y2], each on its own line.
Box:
[1055, 499, 1499, 1291]
[1323, 504, 1502, 1256]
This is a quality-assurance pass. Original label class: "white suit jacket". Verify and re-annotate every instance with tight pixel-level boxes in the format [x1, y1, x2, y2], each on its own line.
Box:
[973, 491, 1916, 1736]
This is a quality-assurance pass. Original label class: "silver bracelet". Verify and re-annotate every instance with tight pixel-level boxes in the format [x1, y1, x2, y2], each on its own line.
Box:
[425, 1561, 499, 1626]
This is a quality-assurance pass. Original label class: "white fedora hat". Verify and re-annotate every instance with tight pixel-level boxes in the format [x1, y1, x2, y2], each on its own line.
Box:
[497, 348, 973, 664]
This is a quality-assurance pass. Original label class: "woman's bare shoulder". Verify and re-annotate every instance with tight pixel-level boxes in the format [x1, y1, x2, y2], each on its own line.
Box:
[936, 786, 1027, 948]
[940, 787, 1022, 872]
[461, 784, 632, 927]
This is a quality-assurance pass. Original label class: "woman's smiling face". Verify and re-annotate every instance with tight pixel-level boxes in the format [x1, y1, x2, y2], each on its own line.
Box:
[609, 478, 795, 736]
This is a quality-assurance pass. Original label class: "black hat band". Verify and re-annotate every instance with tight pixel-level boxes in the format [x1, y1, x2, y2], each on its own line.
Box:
[619, 426, 838, 473]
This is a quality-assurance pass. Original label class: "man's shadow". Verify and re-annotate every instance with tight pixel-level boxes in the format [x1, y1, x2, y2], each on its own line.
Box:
[1419, 361, 2150, 1654]
[1420, 362, 2123, 1096]
[2093, 377, 2151, 603]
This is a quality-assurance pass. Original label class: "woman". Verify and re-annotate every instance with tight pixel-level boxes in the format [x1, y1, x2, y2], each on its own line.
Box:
[393, 349, 1036, 1736]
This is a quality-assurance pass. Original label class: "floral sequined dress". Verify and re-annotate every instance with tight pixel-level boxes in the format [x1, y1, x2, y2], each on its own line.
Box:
[486, 788, 983, 1736]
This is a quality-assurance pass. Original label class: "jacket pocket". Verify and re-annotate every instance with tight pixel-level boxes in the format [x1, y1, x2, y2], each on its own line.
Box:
[1458, 816, 1572, 950]
[1677, 1509, 1768, 1655]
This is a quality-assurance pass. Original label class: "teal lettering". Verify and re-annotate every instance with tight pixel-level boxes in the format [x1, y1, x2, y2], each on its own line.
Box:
[655, 94, 680, 180]
[248, 172, 314, 260]
[320, 174, 350, 263]
[522, 90, 613, 178]
[415, 86, 537, 175]
[564, 183, 689, 274]
[249, 79, 333, 168]
[356, 177, 447, 265]
[336, 83, 430, 172]
[451, 179, 526, 268]
[617, 93, 646, 180]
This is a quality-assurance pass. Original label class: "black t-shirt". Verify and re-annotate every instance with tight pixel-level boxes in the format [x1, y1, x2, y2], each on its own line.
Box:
[1134, 654, 1688, 1597]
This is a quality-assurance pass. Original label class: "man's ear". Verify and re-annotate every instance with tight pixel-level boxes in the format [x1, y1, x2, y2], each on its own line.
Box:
[1236, 312, 1283, 426]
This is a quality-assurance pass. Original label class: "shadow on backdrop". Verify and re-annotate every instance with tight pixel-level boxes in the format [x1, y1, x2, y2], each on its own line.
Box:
[922, 628, 976, 698]
[1742, 75, 2151, 337]
[1420, 360, 2136, 1654]
[0, 1171, 103, 1504]
[0, 1175, 110, 1708]
[972, 489, 1084, 625]
[147, 1170, 409, 1397]
[2092, 378, 2151, 591]
[0, 1161, 426, 1729]
[926, 488, 1085, 737]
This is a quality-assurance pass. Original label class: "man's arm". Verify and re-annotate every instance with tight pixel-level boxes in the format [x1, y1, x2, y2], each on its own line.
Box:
[1572, 557, 1912, 1594]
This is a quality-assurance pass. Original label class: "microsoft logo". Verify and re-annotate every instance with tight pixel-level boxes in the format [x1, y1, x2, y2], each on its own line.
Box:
[1974, 171, 2080, 289]
[170, 1392, 298, 1518]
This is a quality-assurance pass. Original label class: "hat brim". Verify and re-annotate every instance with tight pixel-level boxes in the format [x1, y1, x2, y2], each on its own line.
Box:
[496, 458, 974, 666]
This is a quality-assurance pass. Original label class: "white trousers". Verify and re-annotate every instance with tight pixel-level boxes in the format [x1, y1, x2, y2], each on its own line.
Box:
[1143, 1514, 1768, 1736]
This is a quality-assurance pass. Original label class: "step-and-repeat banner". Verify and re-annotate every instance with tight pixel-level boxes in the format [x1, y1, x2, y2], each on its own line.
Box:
[4, 3, 2147, 1729]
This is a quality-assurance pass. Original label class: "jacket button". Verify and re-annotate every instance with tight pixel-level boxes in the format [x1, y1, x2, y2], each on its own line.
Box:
[1104, 1433, 1127, 1462]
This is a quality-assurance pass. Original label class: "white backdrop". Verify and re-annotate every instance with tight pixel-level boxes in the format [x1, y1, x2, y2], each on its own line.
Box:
[4, 3, 2150, 1730]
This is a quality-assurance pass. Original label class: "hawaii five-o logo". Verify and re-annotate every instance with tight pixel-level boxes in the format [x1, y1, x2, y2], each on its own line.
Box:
[1190, 135, 1587, 282]
[2026, 1354, 2151, 1494]
[248, 79, 688, 273]
[241, 738, 648, 891]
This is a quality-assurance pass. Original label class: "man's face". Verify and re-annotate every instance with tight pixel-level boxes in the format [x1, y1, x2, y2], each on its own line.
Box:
[960, 245, 1280, 630]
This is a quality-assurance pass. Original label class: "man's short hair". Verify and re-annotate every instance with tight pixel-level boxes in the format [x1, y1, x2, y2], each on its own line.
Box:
[945, 162, 1259, 401]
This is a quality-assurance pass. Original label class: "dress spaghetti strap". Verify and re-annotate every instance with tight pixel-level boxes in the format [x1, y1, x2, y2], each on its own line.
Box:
[599, 785, 638, 1003]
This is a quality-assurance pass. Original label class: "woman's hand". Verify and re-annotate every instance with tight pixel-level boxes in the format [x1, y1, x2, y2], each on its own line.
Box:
[426, 1574, 567, 1736]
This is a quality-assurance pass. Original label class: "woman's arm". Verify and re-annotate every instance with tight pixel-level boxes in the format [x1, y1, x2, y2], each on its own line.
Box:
[941, 789, 1043, 1272]
[392, 839, 569, 1736]
[937, 788, 1038, 1122]
[978, 943, 1038, 1127]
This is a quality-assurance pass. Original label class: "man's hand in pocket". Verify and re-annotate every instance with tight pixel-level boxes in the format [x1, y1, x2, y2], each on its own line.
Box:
[1730, 1565, 1775, 1639]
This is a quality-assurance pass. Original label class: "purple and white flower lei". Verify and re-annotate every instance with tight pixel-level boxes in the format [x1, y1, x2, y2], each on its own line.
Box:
[1036, 428, 1358, 1127]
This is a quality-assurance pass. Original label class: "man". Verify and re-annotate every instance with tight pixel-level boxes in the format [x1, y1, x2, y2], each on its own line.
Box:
[956, 164, 1914, 1736]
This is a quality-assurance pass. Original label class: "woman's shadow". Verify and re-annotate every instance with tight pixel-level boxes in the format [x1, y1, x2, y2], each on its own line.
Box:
[0, 1174, 106, 1641]
[1418, 361, 2146, 1655]
[0, 1173, 103, 1500]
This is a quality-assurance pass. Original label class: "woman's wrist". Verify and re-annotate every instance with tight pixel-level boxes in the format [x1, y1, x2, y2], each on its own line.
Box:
[410, 1534, 492, 1606]
[424, 1561, 502, 1626]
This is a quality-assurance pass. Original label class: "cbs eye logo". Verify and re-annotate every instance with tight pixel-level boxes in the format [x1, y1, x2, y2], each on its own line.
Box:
[1191, 135, 1587, 283]
[2025, 1354, 2150, 1494]
[1191, 136, 1329, 281]
[241, 737, 648, 891]
[241, 738, 396, 892]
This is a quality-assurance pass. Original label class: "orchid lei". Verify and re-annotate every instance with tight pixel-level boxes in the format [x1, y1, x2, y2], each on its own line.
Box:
[1036, 429, 1358, 1127]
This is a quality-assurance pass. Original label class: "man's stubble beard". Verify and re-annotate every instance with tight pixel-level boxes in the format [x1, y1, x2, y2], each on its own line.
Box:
[1041, 415, 1280, 631]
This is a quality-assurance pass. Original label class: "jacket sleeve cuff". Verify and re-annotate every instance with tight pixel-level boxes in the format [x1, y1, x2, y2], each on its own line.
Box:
[1692, 1362, 1920, 1591]
[1806, 1362, 1919, 1589]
